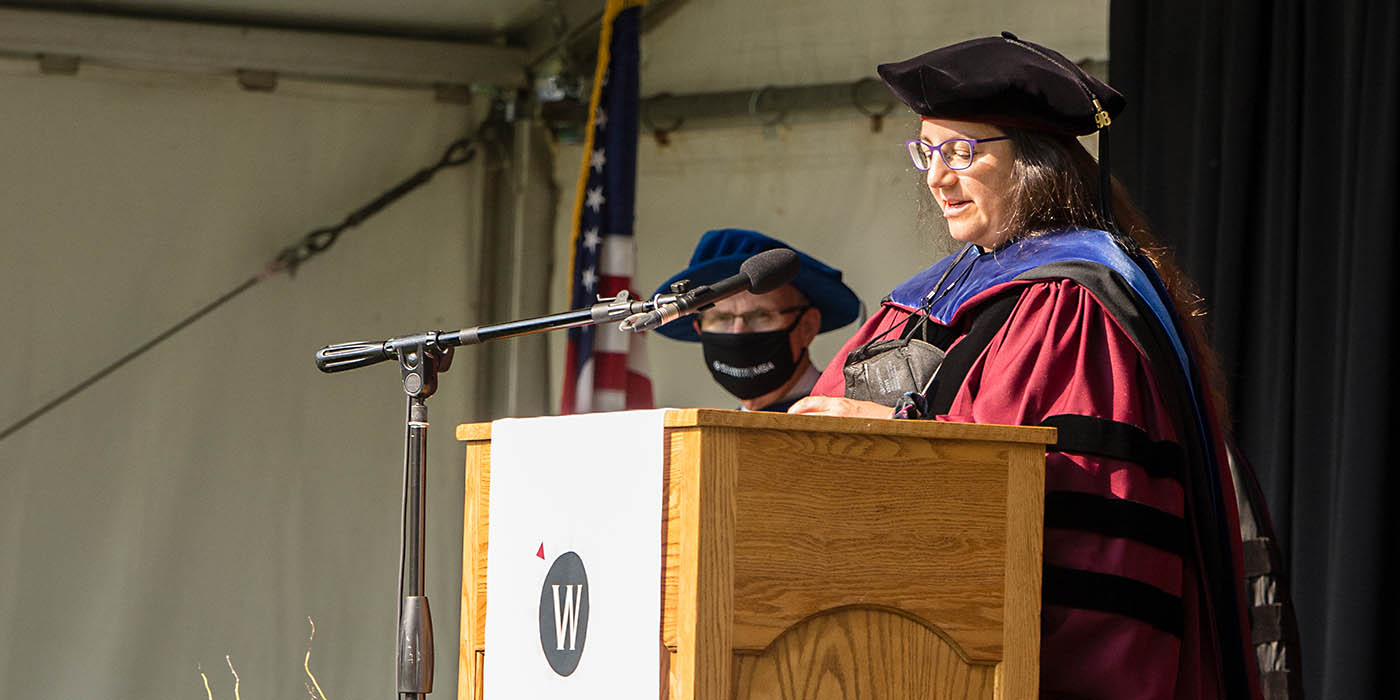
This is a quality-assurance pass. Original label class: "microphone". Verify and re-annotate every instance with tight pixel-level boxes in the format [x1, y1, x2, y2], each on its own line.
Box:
[620, 248, 800, 332]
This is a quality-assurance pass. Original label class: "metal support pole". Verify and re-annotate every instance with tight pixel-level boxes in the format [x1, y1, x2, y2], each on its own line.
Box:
[395, 339, 448, 700]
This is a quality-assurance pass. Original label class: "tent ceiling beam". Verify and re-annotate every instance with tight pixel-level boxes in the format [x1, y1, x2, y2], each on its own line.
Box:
[641, 80, 900, 127]
[0, 7, 528, 89]
[590, 58, 1109, 133]
[537, 78, 908, 132]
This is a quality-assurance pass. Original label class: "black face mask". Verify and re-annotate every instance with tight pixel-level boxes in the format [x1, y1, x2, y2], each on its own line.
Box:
[699, 319, 804, 400]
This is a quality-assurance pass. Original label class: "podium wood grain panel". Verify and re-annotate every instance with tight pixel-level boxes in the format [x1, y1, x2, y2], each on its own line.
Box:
[459, 437, 490, 700]
[671, 426, 737, 700]
[733, 607, 995, 700]
[726, 428, 1010, 659]
[1000, 444, 1047, 696]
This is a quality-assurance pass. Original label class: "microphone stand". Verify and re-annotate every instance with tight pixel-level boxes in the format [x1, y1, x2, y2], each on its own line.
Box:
[313, 291, 660, 700]
[396, 335, 446, 700]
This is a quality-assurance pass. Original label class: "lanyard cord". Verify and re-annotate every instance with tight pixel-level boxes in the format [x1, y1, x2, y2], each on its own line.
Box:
[906, 244, 979, 336]
[859, 244, 978, 350]
[920, 244, 980, 315]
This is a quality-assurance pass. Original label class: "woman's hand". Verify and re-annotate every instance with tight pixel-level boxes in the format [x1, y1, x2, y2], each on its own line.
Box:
[787, 396, 893, 418]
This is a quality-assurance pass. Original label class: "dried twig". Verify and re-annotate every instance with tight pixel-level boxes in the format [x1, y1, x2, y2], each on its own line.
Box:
[304, 617, 329, 700]
[225, 655, 241, 700]
[199, 663, 215, 700]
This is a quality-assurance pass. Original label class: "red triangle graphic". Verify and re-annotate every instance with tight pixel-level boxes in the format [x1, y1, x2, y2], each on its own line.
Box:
[536, 543, 545, 560]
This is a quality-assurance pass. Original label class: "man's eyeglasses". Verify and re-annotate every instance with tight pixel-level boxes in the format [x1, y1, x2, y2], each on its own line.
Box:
[905, 136, 1010, 171]
[697, 305, 809, 333]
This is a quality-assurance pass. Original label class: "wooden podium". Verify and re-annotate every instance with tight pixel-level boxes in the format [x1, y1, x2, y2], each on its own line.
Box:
[457, 409, 1055, 700]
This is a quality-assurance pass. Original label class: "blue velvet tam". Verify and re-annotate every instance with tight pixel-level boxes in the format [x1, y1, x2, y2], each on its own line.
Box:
[651, 228, 861, 342]
[877, 31, 1125, 137]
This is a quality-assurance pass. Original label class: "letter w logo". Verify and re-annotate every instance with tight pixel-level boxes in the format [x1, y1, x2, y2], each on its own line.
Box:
[551, 584, 585, 651]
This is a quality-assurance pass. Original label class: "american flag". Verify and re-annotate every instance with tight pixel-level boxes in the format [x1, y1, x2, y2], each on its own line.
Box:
[560, 0, 654, 414]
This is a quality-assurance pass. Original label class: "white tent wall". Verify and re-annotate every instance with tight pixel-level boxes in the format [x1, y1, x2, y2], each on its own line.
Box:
[0, 1, 1108, 698]
[0, 64, 483, 698]
[550, 0, 1109, 410]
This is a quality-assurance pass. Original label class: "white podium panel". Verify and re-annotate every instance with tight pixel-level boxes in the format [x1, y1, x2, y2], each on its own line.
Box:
[484, 410, 666, 698]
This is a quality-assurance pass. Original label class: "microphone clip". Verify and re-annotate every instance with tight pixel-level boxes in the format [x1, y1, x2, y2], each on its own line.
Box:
[590, 289, 650, 324]
[619, 279, 693, 333]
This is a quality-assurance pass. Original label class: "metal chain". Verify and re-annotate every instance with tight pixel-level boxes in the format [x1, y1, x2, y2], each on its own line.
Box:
[268, 137, 478, 276]
[0, 132, 481, 444]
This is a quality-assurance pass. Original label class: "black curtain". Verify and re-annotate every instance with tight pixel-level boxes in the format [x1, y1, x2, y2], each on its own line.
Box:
[1110, 1, 1399, 697]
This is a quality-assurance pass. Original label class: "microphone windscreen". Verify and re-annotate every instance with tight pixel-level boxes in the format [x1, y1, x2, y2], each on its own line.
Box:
[740, 248, 800, 294]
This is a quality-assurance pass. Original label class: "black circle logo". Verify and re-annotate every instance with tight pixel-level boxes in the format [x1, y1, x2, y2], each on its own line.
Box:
[538, 551, 589, 676]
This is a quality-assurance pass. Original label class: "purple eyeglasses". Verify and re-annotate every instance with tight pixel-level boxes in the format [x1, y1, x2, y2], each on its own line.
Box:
[905, 135, 1011, 171]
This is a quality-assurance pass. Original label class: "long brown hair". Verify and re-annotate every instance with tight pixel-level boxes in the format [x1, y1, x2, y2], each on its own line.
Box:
[1000, 127, 1231, 422]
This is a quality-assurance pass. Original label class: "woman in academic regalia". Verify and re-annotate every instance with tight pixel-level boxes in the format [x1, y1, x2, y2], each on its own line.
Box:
[791, 33, 1281, 700]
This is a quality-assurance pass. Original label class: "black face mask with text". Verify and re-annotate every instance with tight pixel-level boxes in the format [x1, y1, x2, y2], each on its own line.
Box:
[699, 321, 804, 400]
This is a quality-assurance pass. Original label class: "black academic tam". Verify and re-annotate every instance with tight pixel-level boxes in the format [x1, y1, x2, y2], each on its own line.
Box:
[877, 31, 1125, 136]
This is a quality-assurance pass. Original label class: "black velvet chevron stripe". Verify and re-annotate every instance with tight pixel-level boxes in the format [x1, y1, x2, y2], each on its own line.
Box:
[1043, 565, 1185, 636]
[925, 291, 1020, 415]
[1024, 260, 1252, 697]
[1045, 490, 1187, 556]
[1041, 414, 1185, 484]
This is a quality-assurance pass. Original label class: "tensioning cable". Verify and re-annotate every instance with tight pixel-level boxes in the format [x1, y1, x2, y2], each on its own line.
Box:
[0, 135, 480, 444]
